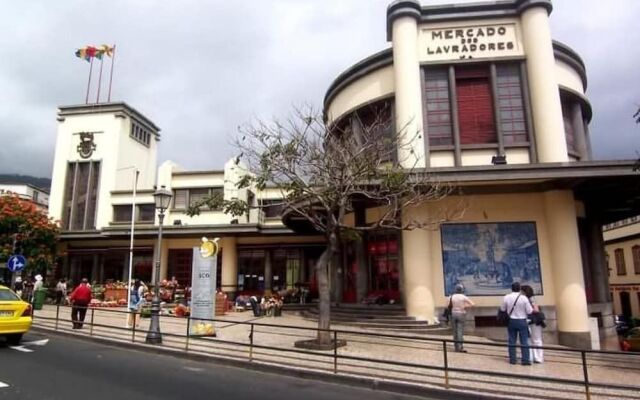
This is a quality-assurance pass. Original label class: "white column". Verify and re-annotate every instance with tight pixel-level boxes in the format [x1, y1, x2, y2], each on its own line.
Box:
[402, 207, 435, 322]
[221, 237, 238, 294]
[521, 6, 568, 163]
[544, 190, 590, 347]
[392, 15, 426, 168]
[159, 241, 169, 283]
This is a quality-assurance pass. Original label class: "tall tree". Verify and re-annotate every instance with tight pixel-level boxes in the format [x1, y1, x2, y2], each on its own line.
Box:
[0, 195, 59, 275]
[188, 105, 460, 346]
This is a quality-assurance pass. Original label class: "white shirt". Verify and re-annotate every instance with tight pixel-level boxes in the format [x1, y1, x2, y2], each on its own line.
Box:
[500, 291, 532, 320]
[450, 293, 474, 314]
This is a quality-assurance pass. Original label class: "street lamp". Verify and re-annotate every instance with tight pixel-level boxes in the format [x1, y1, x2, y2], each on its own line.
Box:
[146, 185, 172, 344]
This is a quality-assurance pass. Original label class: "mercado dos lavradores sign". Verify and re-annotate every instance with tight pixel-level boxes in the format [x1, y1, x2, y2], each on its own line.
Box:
[420, 23, 523, 61]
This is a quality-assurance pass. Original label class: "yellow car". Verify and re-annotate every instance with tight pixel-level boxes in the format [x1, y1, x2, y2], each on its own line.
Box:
[0, 285, 32, 345]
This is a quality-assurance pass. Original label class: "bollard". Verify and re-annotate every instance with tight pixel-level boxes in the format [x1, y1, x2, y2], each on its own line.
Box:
[89, 308, 95, 336]
[333, 330, 338, 374]
[131, 318, 136, 343]
[55, 303, 60, 331]
[185, 315, 191, 351]
[249, 324, 254, 362]
[442, 340, 449, 389]
[582, 351, 591, 400]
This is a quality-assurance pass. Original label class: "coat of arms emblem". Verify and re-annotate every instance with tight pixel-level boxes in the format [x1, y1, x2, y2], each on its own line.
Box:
[77, 132, 97, 158]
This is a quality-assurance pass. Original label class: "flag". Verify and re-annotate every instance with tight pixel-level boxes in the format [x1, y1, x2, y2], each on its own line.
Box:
[75, 47, 89, 62]
[75, 45, 113, 62]
[100, 44, 114, 58]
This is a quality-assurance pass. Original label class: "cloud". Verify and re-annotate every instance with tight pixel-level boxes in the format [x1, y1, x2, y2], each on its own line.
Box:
[0, 0, 637, 177]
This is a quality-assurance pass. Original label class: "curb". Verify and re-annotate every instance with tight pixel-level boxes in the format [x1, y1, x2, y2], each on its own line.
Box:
[32, 326, 510, 400]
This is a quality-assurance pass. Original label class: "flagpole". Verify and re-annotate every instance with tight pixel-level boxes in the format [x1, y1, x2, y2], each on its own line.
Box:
[107, 44, 116, 103]
[96, 56, 105, 104]
[85, 57, 94, 105]
[126, 169, 140, 311]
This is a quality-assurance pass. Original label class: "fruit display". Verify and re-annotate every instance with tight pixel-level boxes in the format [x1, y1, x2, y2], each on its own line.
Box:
[88, 299, 122, 308]
[191, 322, 215, 336]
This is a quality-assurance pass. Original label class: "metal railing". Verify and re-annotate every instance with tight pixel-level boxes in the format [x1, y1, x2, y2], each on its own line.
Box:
[32, 304, 640, 400]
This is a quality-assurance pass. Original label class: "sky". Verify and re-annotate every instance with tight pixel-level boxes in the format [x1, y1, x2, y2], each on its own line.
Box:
[0, 0, 639, 178]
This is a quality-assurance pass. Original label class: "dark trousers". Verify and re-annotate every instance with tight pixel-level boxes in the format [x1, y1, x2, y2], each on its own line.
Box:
[71, 303, 89, 328]
[56, 291, 64, 305]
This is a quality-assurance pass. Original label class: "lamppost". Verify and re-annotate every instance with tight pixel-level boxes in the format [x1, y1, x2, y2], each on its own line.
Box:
[146, 185, 172, 344]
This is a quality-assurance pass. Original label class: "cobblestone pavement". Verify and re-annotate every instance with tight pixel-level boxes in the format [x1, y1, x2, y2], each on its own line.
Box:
[32, 305, 640, 400]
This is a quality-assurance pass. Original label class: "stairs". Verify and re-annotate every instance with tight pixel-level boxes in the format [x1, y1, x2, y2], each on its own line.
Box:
[297, 303, 450, 335]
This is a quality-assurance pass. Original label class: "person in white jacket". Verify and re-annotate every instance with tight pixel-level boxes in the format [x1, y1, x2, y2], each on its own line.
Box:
[522, 285, 544, 363]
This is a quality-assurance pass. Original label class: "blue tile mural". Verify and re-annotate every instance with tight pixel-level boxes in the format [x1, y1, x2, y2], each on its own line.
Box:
[441, 222, 542, 296]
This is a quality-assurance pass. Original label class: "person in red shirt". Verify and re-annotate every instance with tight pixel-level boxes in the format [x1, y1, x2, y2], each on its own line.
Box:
[69, 278, 92, 329]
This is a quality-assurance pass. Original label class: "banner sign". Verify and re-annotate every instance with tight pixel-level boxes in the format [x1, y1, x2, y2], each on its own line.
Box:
[190, 237, 219, 336]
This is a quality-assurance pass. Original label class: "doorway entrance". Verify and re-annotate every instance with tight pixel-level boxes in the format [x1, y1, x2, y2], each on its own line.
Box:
[367, 232, 400, 303]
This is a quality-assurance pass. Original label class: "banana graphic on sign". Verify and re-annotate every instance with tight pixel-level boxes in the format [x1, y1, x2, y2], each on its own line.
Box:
[199, 237, 219, 258]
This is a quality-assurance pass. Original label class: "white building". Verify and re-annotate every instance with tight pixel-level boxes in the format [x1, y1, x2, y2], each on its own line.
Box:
[0, 183, 49, 210]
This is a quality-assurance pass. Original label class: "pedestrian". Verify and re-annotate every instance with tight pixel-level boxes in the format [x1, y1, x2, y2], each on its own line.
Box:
[55, 278, 67, 305]
[522, 284, 545, 363]
[69, 278, 92, 329]
[127, 279, 145, 328]
[449, 283, 475, 353]
[13, 277, 24, 299]
[500, 282, 533, 365]
[169, 276, 178, 302]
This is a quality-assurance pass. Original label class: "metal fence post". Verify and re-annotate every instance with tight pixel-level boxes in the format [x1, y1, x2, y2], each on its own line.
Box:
[333, 330, 338, 374]
[581, 351, 591, 400]
[89, 308, 95, 336]
[55, 303, 60, 331]
[131, 317, 136, 343]
[442, 340, 449, 389]
[249, 323, 254, 362]
[185, 315, 191, 351]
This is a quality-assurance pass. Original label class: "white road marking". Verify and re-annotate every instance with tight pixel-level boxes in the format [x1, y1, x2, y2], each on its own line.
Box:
[9, 338, 49, 353]
[9, 346, 33, 353]
[21, 339, 49, 347]
[0, 381, 8, 388]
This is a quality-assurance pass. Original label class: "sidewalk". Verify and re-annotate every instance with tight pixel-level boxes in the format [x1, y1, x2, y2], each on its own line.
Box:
[32, 305, 639, 400]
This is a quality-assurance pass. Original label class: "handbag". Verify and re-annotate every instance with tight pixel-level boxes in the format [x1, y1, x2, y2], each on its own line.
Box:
[497, 294, 521, 326]
[442, 296, 453, 321]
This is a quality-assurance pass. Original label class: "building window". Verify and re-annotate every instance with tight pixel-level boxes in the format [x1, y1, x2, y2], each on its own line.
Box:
[352, 100, 396, 162]
[112, 204, 156, 223]
[332, 99, 395, 163]
[261, 199, 284, 218]
[496, 64, 527, 144]
[138, 204, 155, 222]
[167, 249, 193, 287]
[131, 120, 152, 146]
[272, 249, 301, 290]
[562, 98, 576, 153]
[172, 187, 223, 210]
[62, 161, 100, 230]
[615, 248, 627, 276]
[238, 249, 265, 292]
[425, 68, 453, 146]
[424, 62, 528, 148]
[456, 65, 496, 145]
[633, 245, 640, 275]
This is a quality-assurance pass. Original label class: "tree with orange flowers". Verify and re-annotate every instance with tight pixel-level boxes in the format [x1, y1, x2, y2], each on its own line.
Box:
[0, 194, 59, 274]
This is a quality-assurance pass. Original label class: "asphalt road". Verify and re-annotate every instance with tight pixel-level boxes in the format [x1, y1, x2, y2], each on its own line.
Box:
[0, 332, 433, 400]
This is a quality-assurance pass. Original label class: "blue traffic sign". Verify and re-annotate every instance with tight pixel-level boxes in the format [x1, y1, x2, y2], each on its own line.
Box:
[7, 255, 26, 272]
